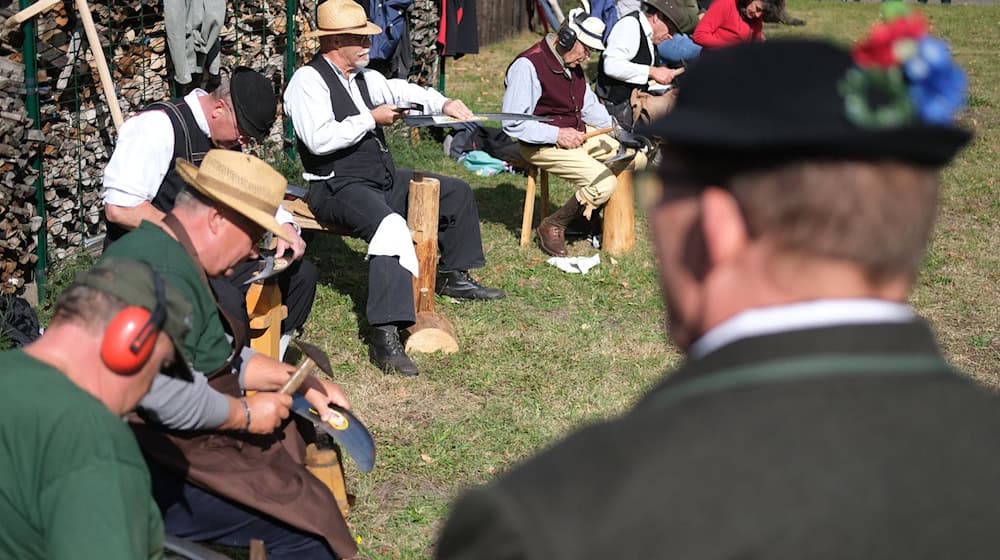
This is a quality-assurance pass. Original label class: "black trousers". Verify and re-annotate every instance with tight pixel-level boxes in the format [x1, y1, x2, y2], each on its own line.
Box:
[308, 169, 485, 327]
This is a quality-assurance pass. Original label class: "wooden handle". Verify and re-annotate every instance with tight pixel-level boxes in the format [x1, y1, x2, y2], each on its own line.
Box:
[280, 357, 314, 395]
[74, 0, 124, 130]
[4, 0, 62, 28]
[583, 126, 614, 140]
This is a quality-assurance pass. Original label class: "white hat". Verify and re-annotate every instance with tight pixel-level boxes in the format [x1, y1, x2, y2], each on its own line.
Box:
[565, 8, 606, 51]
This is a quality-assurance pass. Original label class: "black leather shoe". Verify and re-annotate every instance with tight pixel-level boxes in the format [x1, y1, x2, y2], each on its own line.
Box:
[436, 270, 506, 300]
[368, 326, 418, 376]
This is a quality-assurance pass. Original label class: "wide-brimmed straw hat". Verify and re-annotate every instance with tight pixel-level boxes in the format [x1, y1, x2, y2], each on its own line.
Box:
[175, 150, 292, 243]
[304, 0, 383, 38]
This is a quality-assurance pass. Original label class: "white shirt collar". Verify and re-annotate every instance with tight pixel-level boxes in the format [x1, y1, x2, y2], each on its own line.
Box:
[183, 89, 212, 138]
[689, 299, 916, 359]
[639, 11, 654, 40]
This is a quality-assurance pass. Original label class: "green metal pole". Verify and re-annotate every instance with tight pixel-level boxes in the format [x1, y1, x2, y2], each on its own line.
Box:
[284, 0, 298, 160]
[437, 55, 445, 93]
[21, 0, 46, 302]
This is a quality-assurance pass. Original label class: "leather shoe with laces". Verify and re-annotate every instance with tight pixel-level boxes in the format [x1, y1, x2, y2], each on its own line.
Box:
[368, 326, 418, 376]
[536, 222, 567, 257]
[436, 270, 505, 300]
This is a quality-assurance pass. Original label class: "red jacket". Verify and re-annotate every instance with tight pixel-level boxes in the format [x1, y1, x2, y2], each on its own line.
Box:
[692, 0, 763, 48]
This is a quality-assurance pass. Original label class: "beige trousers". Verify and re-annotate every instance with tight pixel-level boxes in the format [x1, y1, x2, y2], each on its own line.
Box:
[519, 126, 647, 211]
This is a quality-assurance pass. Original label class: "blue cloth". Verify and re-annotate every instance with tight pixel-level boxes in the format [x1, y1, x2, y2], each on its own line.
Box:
[656, 33, 702, 66]
[370, 0, 414, 61]
[590, 0, 619, 41]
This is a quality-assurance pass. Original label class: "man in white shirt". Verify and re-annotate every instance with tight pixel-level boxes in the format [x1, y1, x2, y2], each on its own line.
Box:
[102, 68, 317, 353]
[438, 38, 992, 560]
[284, 0, 504, 377]
[597, 0, 695, 128]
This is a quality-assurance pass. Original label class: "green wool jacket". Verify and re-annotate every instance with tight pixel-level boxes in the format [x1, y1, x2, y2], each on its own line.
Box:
[101, 220, 230, 373]
[0, 350, 164, 560]
[437, 320, 1000, 560]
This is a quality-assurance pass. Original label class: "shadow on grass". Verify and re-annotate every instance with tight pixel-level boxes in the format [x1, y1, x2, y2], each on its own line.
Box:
[305, 232, 371, 338]
[472, 179, 556, 243]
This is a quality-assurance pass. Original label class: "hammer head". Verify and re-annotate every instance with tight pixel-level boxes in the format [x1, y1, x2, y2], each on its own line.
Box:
[606, 117, 654, 165]
[293, 340, 333, 377]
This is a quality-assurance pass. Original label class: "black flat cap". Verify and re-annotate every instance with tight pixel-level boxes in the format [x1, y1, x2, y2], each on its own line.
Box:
[229, 67, 278, 141]
[643, 39, 971, 167]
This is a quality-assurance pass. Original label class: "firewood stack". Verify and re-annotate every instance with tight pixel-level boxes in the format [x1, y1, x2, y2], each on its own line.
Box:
[0, 0, 329, 280]
[0, 43, 44, 294]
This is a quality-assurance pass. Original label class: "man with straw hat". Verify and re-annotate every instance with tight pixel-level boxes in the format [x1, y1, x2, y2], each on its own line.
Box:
[284, 0, 505, 378]
[438, 16, 1000, 560]
[103, 149, 361, 559]
[502, 8, 646, 258]
[103, 67, 319, 360]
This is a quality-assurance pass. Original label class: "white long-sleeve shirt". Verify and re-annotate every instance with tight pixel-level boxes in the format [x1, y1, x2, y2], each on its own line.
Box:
[602, 11, 656, 85]
[284, 57, 449, 181]
[501, 36, 612, 145]
[102, 89, 295, 224]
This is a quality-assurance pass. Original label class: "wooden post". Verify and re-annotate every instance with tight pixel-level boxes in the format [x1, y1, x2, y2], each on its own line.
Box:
[404, 174, 459, 354]
[519, 168, 537, 247]
[74, 0, 124, 130]
[305, 443, 350, 519]
[603, 169, 635, 256]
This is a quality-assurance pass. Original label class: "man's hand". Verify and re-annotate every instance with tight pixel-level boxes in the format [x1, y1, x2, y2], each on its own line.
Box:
[649, 66, 682, 85]
[274, 222, 307, 261]
[371, 104, 402, 126]
[243, 354, 296, 392]
[442, 99, 474, 120]
[300, 376, 352, 422]
[556, 127, 586, 149]
[240, 393, 292, 434]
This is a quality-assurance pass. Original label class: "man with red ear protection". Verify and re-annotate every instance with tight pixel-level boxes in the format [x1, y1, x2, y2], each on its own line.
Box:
[0, 258, 193, 559]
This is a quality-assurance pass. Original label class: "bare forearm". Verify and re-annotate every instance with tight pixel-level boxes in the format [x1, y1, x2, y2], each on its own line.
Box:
[104, 202, 166, 231]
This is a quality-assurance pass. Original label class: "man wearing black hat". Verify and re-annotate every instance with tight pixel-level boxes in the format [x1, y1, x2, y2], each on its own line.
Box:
[103, 67, 318, 356]
[437, 35, 1000, 559]
[597, 0, 696, 128]
[0, 258, 192, 559]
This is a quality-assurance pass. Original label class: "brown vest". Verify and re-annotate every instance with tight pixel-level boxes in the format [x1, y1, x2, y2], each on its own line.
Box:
[513, 39, 588, 133]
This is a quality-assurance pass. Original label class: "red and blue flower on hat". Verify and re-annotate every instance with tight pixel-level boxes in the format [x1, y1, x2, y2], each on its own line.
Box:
[840, 4, 967, 128]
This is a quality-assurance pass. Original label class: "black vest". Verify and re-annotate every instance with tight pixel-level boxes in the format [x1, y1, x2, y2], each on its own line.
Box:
[105, 99, 211, 243]
[295, 55, 395, 187]
[596, 12, 653, 106]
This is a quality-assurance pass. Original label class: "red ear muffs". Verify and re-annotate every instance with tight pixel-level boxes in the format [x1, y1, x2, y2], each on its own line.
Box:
[101, 306, 158, 375]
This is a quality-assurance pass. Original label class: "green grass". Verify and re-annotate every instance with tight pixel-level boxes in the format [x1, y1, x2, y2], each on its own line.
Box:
[253, 2, 1000, 556]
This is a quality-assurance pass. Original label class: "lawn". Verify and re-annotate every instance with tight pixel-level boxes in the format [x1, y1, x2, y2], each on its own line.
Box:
[31, 1, 996, 557]
[290, 2, 1000, 557]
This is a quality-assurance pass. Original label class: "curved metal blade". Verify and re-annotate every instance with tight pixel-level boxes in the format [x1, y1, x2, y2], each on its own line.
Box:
[292, 339, 333, 377]
[292, 395, 376, 472]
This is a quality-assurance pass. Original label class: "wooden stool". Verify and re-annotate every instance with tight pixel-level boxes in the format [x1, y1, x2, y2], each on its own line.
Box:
[519, 166, 549, 247]
[245, 282, 287, 358]
[602, 169, 635, 256]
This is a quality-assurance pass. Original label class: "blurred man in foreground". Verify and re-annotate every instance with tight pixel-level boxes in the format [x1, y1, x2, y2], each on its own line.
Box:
[437, 23, 1000, 560]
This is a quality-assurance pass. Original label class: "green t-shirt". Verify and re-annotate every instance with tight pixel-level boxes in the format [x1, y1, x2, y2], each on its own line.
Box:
[101, 220, 231, 373]
[0, 350, 164, 559]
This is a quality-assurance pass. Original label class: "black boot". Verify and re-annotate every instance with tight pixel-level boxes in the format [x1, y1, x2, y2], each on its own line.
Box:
[368, 325, 418, 376]
[436, 270, 505, 300]
[536, 196, 584, 257]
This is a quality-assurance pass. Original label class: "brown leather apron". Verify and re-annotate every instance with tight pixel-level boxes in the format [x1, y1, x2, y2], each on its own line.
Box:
[131, 216, 358, 558]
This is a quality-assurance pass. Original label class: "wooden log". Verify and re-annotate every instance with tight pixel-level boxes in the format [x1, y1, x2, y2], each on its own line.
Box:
[404, 174, 459, 354]
[406, 174, 439, 307]
[603, 169, 635, 256]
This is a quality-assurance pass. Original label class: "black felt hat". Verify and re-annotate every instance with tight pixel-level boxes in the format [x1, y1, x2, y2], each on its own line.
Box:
[229, 67, 277, 141]
[642, 39, 971, 167]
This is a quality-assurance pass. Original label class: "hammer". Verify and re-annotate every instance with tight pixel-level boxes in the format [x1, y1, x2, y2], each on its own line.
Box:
[279, 340, 334, 395]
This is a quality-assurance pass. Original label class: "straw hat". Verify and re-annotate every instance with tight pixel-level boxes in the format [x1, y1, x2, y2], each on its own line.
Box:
[175, 150, 292, 242]
[304, 0, 383, 39]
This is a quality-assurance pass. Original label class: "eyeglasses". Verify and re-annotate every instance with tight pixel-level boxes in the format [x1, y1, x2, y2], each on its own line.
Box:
[221, 98, 252, 148]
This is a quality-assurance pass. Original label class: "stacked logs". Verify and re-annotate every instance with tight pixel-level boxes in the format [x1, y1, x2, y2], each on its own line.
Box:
[0, 47, 44, 294]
